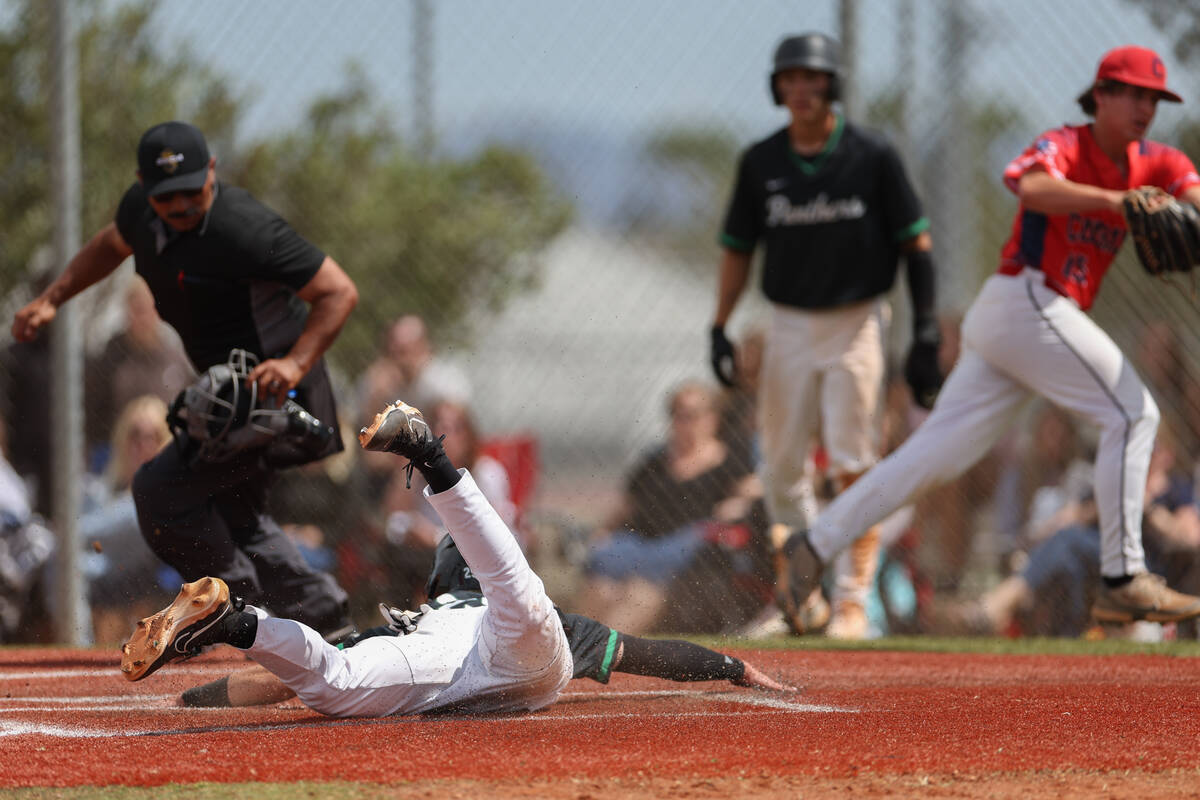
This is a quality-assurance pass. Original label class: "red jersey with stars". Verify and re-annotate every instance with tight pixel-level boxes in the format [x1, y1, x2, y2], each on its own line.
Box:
[997, 123, 1200, 309]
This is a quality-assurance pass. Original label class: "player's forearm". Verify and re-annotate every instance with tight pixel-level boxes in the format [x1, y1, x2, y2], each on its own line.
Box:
[712, 250, 752, 327]
[288, 304, 352, 375]
[289, 272, 358, 374]
[1018, 171, 1124, 215]
[903, 246, 939, 344]
[613, 634, 745, 683]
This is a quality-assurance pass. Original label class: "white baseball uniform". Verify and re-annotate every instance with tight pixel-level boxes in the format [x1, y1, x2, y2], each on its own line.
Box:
[243, 469, 571, 717]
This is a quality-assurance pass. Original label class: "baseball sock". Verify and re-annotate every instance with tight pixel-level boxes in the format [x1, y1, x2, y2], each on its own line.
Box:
[223, 610, 259, 650]
[181, 676, 231, 708]
[415, 440, 461, 494]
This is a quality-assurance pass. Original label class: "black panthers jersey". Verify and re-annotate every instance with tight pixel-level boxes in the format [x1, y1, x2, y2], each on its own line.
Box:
[721, 116, 928, 310]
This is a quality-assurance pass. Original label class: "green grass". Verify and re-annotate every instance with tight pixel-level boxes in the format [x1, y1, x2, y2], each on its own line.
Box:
[690, 632, 1200, 657]
[8, 631, 1200, 660]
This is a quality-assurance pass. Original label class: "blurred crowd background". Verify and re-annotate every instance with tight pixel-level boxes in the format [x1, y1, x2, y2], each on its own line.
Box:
[4, 0, 1200, 645]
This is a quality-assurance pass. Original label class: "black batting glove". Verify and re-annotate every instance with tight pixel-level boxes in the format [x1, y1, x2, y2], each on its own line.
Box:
[710, 325, 736, 387]
[904, 336, 943, 410]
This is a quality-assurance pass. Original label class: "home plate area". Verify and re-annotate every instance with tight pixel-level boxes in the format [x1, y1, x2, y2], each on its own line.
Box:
[4, 646, 1200, 793]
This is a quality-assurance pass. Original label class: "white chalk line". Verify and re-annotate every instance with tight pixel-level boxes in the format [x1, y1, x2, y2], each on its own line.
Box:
[0, 694, 176, 704]
[560, 688, 853, 713]
[0, 682, 853, 739]
[0, 664, 227, 681]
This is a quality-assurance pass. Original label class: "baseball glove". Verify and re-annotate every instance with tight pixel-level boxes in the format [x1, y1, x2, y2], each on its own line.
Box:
[1122, 187, 1200, 277]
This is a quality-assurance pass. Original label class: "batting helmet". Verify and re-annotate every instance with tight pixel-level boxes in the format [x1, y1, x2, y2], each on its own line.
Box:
[425, 534, 481, 599]
[770, 33, 841, 104]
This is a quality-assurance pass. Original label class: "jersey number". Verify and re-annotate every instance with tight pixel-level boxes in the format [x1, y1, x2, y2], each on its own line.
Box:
[1061, 253, 1089, 287]
[429, 594, 486, 610]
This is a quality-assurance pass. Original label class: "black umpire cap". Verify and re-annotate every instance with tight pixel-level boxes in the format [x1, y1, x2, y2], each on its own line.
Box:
[137, 121, 211, 197]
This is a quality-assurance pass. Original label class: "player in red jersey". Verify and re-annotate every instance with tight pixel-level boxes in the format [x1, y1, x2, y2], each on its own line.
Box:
[774, 45, 1200, 630]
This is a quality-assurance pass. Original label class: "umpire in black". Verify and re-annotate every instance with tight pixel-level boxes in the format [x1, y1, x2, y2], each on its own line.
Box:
[13, 121, 358, 639]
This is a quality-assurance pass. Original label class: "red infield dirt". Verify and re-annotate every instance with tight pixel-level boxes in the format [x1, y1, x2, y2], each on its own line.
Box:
[2, 647, 1200, 798]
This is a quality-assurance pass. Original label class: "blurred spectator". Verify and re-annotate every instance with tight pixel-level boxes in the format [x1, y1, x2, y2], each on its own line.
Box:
[80, 394, 173, 644]
[377, 399, 517, 609]
[1135, 319, 1200, 472]
[942, 433, 1200, 638]
[576, 381, 756, 634]
[355, 315, 472, 494]
[993, 403, 1093, 558]
[1, 272, 55, 516]
[0, 411, 55, 642]
[84, 278, 193, 463]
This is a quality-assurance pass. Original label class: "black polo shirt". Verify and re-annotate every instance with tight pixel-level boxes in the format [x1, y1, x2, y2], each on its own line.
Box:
[114, 181, 343, 459]
[720, 116, 929, 310]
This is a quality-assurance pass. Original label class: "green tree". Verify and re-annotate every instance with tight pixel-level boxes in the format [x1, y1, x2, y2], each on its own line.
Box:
[1127, 0, 1200, 64]
[3, 2, 572, 371]
[626, 125, 740, 267]
[234, 65, 573, 367]
[0, 0, 240, 300]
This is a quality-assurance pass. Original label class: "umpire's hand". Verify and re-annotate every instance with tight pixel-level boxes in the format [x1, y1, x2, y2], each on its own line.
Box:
[904, 339, 943, 410]
[710, 325, 737, 387]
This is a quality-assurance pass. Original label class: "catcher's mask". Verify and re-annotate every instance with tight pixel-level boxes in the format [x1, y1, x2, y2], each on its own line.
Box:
[168, 348, 333, 463]
[771, 32, 841, 104]
[425, 534, 481, 599]
[172, 349, 259, 447]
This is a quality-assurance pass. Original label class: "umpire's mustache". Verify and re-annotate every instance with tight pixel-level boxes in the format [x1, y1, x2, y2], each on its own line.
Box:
[168, 208, 203, 220]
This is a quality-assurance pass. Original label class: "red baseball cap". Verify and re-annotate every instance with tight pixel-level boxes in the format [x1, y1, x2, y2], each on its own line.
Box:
[1093, 45, 1182, 103]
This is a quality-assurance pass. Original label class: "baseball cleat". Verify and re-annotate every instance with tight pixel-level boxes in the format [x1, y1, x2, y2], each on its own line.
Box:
[1091, 572, 1200, 623]
[771, 525, 826, 635]
[826, 600, 870, 640]
[359, 400, 446, 488]
[358, 400, 436, 459]
[120, 577, 242, 682]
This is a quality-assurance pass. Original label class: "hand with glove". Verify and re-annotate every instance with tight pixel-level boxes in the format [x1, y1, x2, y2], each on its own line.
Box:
[1122, 186, 1200, 277]
[710, 325, 737, 387]
[905, 318, 943, 411]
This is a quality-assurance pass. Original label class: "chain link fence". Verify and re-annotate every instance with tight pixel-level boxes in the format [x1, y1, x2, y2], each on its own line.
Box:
[3, 0, 1199, 643]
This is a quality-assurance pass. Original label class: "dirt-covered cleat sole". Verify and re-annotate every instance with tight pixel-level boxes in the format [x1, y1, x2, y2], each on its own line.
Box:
[120, 577, 235, 682]
[1091, 572, 1200, 623]
[358, 401, 434, 457]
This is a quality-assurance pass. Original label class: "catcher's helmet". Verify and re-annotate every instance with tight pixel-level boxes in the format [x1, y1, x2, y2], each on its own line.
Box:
[425, 534, 481, 599]
[169, 348, 334, 463]
[178, 348, 260, 445]
[771, 33, 841, 104]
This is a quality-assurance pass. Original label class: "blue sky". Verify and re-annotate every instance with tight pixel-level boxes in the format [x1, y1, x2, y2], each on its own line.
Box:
[140, 0, 1185, 150]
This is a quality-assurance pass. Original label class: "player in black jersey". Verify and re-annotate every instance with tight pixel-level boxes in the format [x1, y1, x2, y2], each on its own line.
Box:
[12, 121, 357, 640]
[708, 33, 942, 638]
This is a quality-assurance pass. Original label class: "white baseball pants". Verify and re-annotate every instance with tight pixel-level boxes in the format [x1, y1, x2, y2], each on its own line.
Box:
[758, 298, 887, 529]
[244, 469, 571, 717]
[809, 269, 1153, 579]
